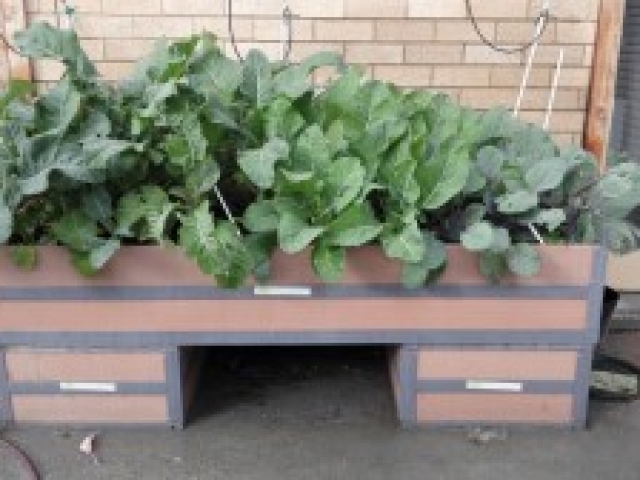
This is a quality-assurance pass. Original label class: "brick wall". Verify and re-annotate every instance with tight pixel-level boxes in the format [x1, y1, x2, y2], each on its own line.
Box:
[22, 0, 600, 145]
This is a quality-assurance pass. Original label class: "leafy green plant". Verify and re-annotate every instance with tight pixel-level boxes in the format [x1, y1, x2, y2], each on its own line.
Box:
[1, 23, 639, 288]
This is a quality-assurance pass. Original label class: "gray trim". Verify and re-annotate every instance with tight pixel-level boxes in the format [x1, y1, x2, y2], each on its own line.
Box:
[416, 379, 575, 394]
[0, 284, 589, 301]
[0, 329, 600, 348]
[586, 248, 608, 344]
[165, 347, 185, 429]
[573, 347, 593, 429]
[7, 382, 167, 395]
[393, 345, 417, 427]
[412, 419, 576, 428]
[0, 350, 13, 424]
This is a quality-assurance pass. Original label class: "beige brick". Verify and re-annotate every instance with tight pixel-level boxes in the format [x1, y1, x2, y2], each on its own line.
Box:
[345, 0, 406, 18]
[436, 20, 494, 42]
[79, 39, 105, 60]
[162, 0, 223, 15]
[33, 59, 65, 82]
[193, 17, 253, 40]
[26, 13, 57, 25]
[490, 66, 550, 87]
[462, 87, 580, 110]
[533, 45, 586, 66]
[376, 20, 435, 41]
[254, 18, 313, 41]
[290, 42, 344, 63]
[229, 0, 283, 15]
[25, 0, 40, 12]
[468, 0, 528, 18]
[584, 45, 594, 67]
[70, 0, 103, 12]
[314, 65, 366, 87]
[288, 0, 345, 18]
[556, 22, 597, 44]
[405, 45, 463, 64]
[496, 22, 556, 44]
[132, 16, 195, 38]
[557, 68, 592, 88]
[315, 20, 373, 41]
[530, 0, 600, 21]
[522, 110, 586, 133]
[408, 0, 466, 18]
[464, 45, 522, 64]
[552, 133, 580, 147]
[102, 0, 162, 15]
[75, 15, 133, 38]
[345, 44, 403, 64]
[105, 39, 155, 61]
[374, 65, 432, 87]
[432, 66, 491, 87]
[96, 62, 134, 81]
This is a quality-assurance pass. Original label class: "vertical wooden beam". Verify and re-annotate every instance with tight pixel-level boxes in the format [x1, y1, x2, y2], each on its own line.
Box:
[584, 0, 625, 171]
[2, 0, 31, 81]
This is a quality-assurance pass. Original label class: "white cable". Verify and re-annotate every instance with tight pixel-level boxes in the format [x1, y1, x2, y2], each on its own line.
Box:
[543, 48, 564, 131]
[213, 185, 241, 236]
[513, 15, 547, 117]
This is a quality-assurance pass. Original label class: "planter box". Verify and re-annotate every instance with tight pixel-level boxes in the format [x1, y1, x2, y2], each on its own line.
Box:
[608, 252, 640, 292]
[0, 245, 605, 427]
[0, 346, 200, 428]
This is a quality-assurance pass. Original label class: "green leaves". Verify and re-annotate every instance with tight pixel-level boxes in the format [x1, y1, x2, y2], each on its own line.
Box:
[382, 223, 425, 263]
[10, 245, 37, 270]
[238, 138, 290, 189]
[418, 143, 471, 210]
[115, 186, 175, 241]
[461, 222, 494, 252]
[0, 201, 11, 244]
[402, 232, 447, 288]
[496, 191, 538, 214]
[507, 244, 541, 277]
[312, 244, 346, 282]
[525, 160, 566, 193]
[179, 201, 252, 288]
[278, 212, 325, 254]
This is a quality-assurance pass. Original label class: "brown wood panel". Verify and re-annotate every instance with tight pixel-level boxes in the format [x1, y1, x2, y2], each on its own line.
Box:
[607, 252, 640, 291]
[418, 349, 578, 381]
[585, 0, 625, 168]
[0, 298, 588, 332]
[5, 349, 166, 383]
[417, 393, 574, 424]
[0, 245, 596, 288]
[11, 395, 168, 424]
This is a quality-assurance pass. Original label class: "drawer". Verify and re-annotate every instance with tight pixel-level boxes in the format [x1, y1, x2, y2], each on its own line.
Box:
[0, 347, 200, 428]
[389, 345, 592, 428]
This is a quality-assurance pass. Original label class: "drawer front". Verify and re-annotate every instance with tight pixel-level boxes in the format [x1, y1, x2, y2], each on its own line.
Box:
[389, 345, 592, 427]
[418, 348, 579, 382]
[417, 393, 574, 424]
[11, 395, 169, 424]
[2, 347, 187, 427]
[5, 349, 167, 383]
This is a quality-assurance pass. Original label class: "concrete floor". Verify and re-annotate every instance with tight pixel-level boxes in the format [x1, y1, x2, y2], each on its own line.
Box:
[2, 347, 640, 480]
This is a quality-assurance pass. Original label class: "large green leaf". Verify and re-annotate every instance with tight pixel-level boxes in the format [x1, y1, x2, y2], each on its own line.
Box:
[402, 232, 447, 288]
[312, 243, 346, 282]
[496, 191, 539, 214]
[115, 186, 175, 241]
[238, 138, 290, 189]
[461, 222, 494, 252]
[0, 201, 12, 244]
[475, 146, 505, 179]
[325, 204, 383, 247]
[325, 156, 366, 213]
[525, 160, 566, 193]
[13, 22, 97, 78]
[244, 199, 279, 233]
[507, 244, 541, 277]
[277, 212, 325, 254]
[381, 222, 425, 263]
[418, 145, 471, 211]
[241, 50, 273, 107]
[51, 211, 103, 252]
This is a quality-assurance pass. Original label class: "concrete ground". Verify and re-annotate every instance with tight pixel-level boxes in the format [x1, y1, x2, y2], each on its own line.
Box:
[2, 347, 640, 480]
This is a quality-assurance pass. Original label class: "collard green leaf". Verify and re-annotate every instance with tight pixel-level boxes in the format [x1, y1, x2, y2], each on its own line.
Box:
[479, 251, 508, 283]
[402, 232, 447, 288]
[507, 244, 541, 277]
[238, 138, 290, 189]
[115, 186, 175, 241]
[277, 212, 325, 254]
[325, 203, 383, 247]
[418, 145, 471, 211]
[52, 211, 103, 252]
[475, 146, 505, 179]
[534, 209, 566, 232]
[312, 243, 346, 282]
[496, 190, 538, 214]
[381, 222, 425, 263]
[244, 199, 279, 233]
[0, 201, 12, 244]
[89, 239, 121, 270]
[525, 160, 566, 193]
[325, 156, 366, 213]
[461, 222, 494, 252]
[295, 124, 332, 171]
[241, 49, 273, 107]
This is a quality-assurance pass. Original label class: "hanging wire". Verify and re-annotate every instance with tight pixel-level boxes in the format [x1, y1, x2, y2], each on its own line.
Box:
[227, 0, 293, 62]
[465, 0, 551, 54]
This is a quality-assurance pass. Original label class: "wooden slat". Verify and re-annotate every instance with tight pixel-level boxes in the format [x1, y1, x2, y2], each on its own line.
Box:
[417, 393, 574, 424]
[585, 0, 626, 169]
[418, 349, 578, 381]
[11, 395, 169, 424]
[0, 245, 597, 288]
[607, 252, 640, 291]
[2, 0, 31, 81]
[0, 298, 589, 332]
[5, 349, 167, 383]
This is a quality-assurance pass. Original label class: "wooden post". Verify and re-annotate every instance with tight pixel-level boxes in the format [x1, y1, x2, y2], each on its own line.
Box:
[584, 0, 625, 171]
[1, 0, 31, 81]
